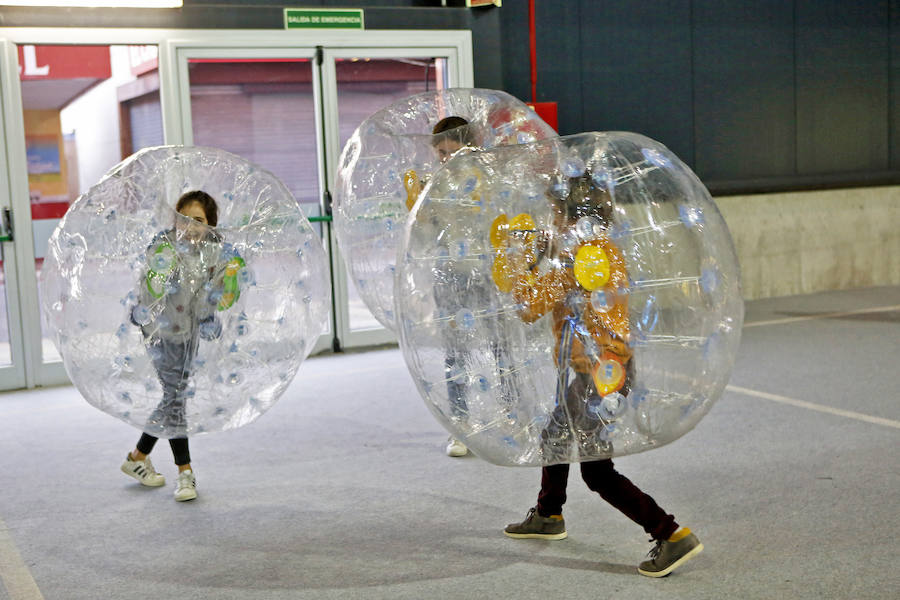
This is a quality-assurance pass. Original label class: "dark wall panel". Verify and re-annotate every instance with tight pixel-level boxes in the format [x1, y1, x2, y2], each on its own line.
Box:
[796, 0, 889, 174]
[534, 0, 583, 135]
[498, 0, 532, 110]
[890, 0, 900, 169]
[578, 0, 694, 165]
[693, 1, 795, 181]
[469, 7, 504, 91]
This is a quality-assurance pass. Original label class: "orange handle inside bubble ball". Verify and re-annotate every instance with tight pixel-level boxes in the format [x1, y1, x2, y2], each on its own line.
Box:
[403, 169, 421, 211]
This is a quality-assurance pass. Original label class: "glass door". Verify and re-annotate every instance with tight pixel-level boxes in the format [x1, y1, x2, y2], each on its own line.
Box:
[321, 47, 458, 349]
[0, 40, 29, 389]
[170, 43, 467, 352]
[0, 38, 167, 388]
[169, 45, 334, 354]
[0, 40, 165, 388]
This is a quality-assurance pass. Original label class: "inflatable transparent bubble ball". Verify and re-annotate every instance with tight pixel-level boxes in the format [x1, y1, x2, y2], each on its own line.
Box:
[334, 88, 556, 330]
[396, 132, 743, 466]
[41, 146, 330, 438]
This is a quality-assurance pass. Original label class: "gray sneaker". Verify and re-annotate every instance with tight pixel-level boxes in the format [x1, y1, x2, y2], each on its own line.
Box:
[503, 507, 567, 540]
[637, 530, 703, 577]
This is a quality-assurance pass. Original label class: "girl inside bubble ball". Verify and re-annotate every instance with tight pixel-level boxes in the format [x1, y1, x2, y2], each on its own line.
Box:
[121, 190, 242, 502]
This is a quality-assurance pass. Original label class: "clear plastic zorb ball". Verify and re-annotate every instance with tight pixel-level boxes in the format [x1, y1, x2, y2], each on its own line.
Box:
[333, 88, 556, 330]
[41, 146, 330, 438]
[396, 132, 743, 466]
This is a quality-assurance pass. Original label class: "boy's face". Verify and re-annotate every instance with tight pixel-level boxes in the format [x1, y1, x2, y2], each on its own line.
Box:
[434, 138, 464, 164]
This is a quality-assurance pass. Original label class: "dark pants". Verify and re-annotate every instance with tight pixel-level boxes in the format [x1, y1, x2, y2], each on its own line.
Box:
[537, 460, 678, 541]
[537, 351, 677, 541]
[136, 336, 195, 465]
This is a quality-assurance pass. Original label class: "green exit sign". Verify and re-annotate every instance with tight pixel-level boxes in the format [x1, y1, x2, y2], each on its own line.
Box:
[284, 8, 365, 29]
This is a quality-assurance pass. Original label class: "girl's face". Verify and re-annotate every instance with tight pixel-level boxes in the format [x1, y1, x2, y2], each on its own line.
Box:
[177, 201, 209, 240]
[179, 201, 208, 224]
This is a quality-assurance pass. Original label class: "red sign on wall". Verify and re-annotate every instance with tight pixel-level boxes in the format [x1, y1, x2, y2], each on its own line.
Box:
[17, 45, 111, 81]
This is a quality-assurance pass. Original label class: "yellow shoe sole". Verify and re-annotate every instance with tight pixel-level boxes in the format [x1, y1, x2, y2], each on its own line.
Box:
[503, 530, 568, 540]
[638, 542, 704, 577]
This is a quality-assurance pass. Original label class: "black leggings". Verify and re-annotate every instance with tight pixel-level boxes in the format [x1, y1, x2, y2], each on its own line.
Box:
[136, 434, 191, 466]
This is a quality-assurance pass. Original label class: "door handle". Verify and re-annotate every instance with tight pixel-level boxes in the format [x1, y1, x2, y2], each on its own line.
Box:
[0, 208, 11, 242]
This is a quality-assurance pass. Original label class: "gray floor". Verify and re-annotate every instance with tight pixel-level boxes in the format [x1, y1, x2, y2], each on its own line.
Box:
[0, 286, 898, 600]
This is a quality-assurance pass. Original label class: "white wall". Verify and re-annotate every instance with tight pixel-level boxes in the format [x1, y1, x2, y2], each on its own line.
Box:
[716, 185, 900, 300]
[59, 45, 137, 195]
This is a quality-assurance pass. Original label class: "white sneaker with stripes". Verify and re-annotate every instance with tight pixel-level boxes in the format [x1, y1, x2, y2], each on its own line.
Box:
[120, 454, 166, 487]
[445, 437, 468, 457]
[174, 470, 197, 502]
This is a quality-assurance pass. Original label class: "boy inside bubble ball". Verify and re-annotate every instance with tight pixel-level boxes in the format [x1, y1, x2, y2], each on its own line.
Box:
[121, 190, 242, 502]
[425, 116, 519, 459]
[404, 116, 479, 210]
[429, 116, 478, 458]
[498, 171, 703, 577]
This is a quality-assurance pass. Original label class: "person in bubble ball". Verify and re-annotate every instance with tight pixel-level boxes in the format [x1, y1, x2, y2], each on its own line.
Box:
[120, 190, 241, 502]
[500, 172, 703, 577]
[423, 116, 519, 459]
[429, 116, 478, 458]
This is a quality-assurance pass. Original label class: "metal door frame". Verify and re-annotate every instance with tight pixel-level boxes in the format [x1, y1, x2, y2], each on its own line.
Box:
[0, 39, 30, 389]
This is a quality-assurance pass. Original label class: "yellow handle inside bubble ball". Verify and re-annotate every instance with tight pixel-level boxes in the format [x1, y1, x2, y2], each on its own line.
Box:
[491, 251, 515, 293]
[490, 214, 509, 248]
[509, 213, 536, 241]
[591, 354, 626, 396]
[403, 169, 421, 211]
[574, 245, 611, 291]
[491, 213, 539, 293]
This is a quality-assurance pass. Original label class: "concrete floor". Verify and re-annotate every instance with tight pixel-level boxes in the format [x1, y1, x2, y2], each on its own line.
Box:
[0, 286, 897, 600]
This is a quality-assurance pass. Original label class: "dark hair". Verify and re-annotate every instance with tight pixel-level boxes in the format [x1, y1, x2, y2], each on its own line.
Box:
[431, 116, 477, 147]
[432, 116, 468, 135]
[552, 172, 613, 226]
[175, 190, 218, 227]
